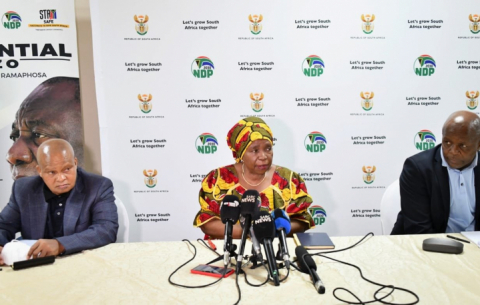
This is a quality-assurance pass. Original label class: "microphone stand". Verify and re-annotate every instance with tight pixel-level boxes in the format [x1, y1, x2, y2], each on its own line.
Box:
[206, 245, 238, 266]
[207, 224, 238, 267]
[248, 227, 265, 269]
[248, 246, 265, 269]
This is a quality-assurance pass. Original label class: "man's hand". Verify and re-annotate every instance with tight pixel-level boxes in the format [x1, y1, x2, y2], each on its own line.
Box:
[0, 246, 4, 265]
[27, 239, 65, 259]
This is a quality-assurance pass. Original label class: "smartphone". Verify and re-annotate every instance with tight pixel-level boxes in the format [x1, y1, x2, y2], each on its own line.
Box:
[191, 264, 235, 278]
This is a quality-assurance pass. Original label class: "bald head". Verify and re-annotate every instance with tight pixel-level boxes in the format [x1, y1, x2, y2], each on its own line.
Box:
[442, 110, 480, 138]
[443, 110, 480, 138]
[36, 139, 78, 195]
[37, 139, 75, 169]
[442, 111, 480, 170]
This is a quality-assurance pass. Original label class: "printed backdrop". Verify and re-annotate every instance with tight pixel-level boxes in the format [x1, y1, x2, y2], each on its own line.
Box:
[0, 1, 80, 212]
[90, 0, 480, 242]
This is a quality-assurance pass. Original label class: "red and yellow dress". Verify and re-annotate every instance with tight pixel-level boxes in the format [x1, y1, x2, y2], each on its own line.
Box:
[193, 165, 315, 229]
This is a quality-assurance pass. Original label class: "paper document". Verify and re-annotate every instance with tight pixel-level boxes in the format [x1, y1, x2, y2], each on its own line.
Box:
[460, 231, 480, 247]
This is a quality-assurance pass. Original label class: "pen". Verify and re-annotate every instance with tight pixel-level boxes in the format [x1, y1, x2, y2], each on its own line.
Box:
[446, 235, 470, 243]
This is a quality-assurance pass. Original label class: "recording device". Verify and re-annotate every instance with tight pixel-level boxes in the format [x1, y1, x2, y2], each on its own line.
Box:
[220, 195, 241, 266]
[236, 190, 261, 274]
[191, 264, 235, 278]
[295, 246, 325, 294]
[272, 209, 291, 270]
[12, 256, 55, 271]
[253, 211, 280, 286]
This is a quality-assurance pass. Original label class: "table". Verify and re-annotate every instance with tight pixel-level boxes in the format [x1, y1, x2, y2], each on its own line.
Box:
[1, 234, 479, 304]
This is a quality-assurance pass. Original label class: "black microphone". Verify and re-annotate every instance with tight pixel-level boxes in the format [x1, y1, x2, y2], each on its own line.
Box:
[236, 190, 261, 274]
[220, 195, 241, 267]
[253, 211, 280, 286]
[272, 209, 291, 270]
[295, 245, 325, 294]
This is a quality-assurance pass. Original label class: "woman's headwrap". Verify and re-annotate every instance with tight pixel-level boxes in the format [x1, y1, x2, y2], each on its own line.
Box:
[226, 117, 273, 163]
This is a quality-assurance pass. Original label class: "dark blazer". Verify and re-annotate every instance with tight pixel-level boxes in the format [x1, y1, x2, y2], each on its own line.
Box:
[0, 168, 118, 254]
[391, 145, 480, 234]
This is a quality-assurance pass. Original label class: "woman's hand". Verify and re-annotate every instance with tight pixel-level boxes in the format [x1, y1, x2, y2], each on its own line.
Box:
[200, 219, 243, 239]
[288, 219, 309, 237]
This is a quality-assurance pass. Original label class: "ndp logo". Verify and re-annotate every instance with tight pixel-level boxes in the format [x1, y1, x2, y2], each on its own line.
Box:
[414, 55, 436, 76]
[192, 56, 214, 78]
[414, 130, 436, 151]
[2, 11, 22, 29]
[302, 55, 324, 77]
[304, 131, 327, 153]
[309, 205, 327, 226]
[196, 133, 218, 154]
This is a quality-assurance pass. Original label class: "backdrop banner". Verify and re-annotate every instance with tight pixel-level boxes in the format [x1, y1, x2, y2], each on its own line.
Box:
[90, 0, 480, 241]
[0, 1, 81, 211]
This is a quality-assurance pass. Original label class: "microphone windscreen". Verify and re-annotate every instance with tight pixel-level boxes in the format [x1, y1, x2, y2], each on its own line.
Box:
[295, 245, 317, 273]
[252, 211, 276, 244]
[240, 190, 261, 217]
[272, 209, 291, 234]
[220, 195, 241, 224]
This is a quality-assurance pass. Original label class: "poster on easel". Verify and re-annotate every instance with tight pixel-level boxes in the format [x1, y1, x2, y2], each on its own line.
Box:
[0, 1, 81, 210]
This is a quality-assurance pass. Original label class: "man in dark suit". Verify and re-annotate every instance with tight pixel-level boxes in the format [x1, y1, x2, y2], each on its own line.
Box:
[0, 139, 118, 264]
[392, 111, 480, 234]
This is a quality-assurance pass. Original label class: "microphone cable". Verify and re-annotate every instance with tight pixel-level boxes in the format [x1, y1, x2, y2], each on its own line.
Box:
[196, 238, 221, 257]
[288, 260, 303, 272]
[242, 259, 270, 287]
[242, 256, 290, 286]
[234, 271, 241, 305]
[317, 252, 419, 305]
[271, 260, 290, 283]
[294, 233, 420, 305]
[278, 267, 290, 283]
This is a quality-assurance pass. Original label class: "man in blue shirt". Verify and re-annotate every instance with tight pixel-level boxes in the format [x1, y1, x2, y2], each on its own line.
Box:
[392, 111, 480, 234]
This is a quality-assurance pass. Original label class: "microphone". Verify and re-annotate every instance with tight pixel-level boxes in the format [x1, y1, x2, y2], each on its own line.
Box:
[236, 190, 261, 274]
[253, 211, 280, 286]
[220, 195, 241, 267]
[295, 246, 325, 294]
[272, 209, 291, 270]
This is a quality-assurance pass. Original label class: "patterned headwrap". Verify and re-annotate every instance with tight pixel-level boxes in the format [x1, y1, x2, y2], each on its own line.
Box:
[226, 117, 273, 163]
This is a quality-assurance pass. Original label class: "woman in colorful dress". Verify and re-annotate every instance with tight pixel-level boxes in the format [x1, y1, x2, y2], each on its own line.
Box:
[193, 117, 315, 239]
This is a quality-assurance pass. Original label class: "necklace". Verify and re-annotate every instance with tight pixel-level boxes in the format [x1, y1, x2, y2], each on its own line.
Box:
[242, 162, 268, 187]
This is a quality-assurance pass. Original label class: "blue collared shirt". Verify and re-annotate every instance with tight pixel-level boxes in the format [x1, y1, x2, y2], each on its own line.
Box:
[440, 148, 477, 233]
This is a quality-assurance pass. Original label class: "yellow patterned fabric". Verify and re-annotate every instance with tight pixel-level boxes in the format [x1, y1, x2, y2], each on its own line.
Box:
[193, 165, 315, 228]
[226, 117, 273, 163]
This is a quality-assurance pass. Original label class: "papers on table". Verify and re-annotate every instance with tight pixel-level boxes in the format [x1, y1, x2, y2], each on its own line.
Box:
[461, 231, 480, 247]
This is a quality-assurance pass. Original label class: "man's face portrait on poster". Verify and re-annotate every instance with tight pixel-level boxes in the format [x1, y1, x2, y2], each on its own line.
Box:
[6, 77, 84, 180]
